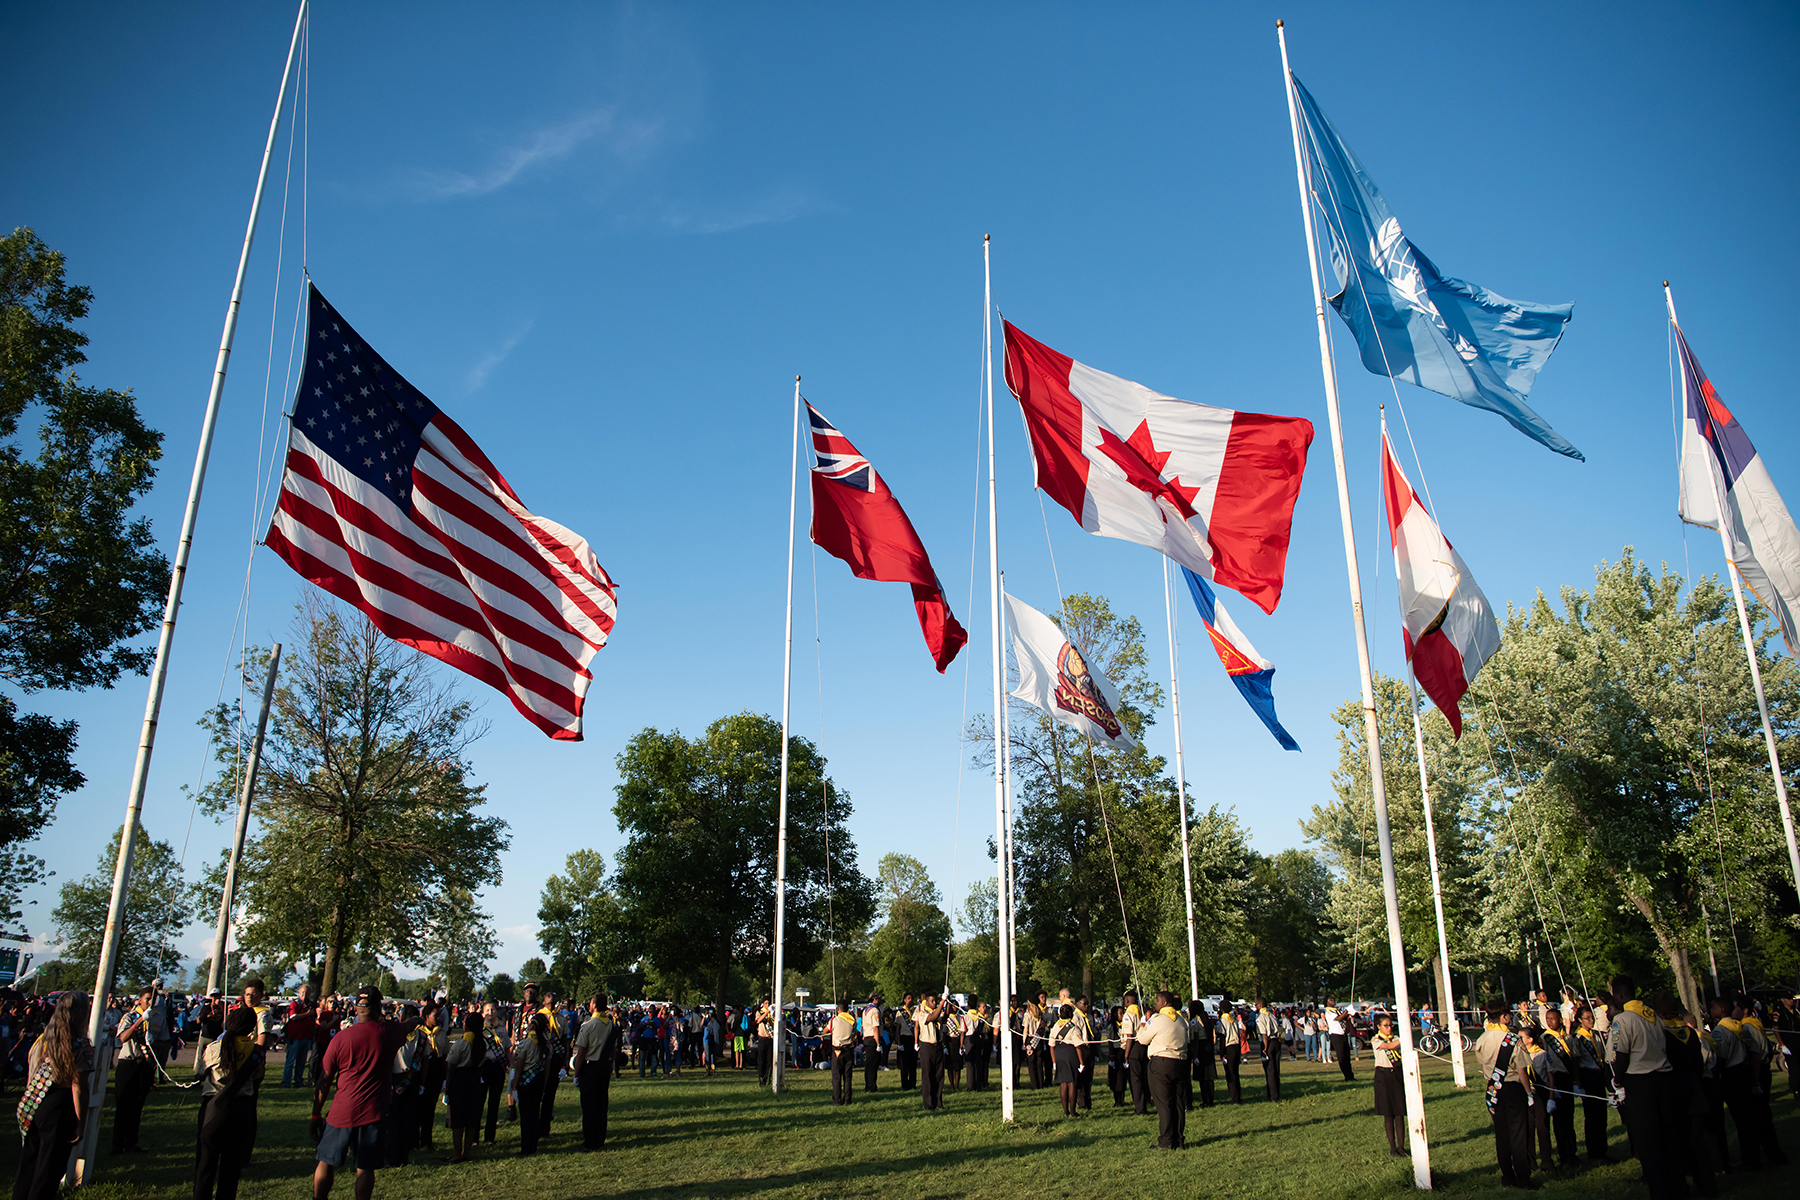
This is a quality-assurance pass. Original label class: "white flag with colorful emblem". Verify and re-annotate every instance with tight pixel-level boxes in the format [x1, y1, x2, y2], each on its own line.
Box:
[1005, 592, 1134, 750]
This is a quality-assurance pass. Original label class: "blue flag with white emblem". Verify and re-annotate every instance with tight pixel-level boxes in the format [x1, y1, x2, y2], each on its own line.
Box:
[1291, 74, 1581, 461]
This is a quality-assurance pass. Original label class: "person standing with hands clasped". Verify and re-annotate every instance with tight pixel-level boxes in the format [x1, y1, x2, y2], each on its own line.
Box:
[311, 986, 423, 1200]
[1136, 991, 1188, 1150]
[1607, 974, 1681, 1200]
[569, 994, 619, 1151]
[1370, 1013, 1407, 1158]
[1256, 1000, 1281, 1101]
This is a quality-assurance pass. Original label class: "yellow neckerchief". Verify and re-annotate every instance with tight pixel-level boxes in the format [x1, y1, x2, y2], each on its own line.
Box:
[1052, 1016, 1071, 1036]
[1576, 1026, 1599, 1041]
[1157, 1006, 1179, 1022]
[1662, 1016, 1692, 1044]
[1485, 1021, 1509, 1031]
[220, 1032, 256, 1074]
[1741, 1015, 1764, 1032]
[1717, 1016, 1743, 1035]
[1544, 1028, 1572, 1056]
[461, 1030, 481, 1051]
[1125, 1003, 1142, 1019]
[1623, 1000, 1656, 1024]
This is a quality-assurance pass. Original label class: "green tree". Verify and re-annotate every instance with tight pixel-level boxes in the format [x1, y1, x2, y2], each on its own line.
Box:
[487, 972, 517, 1002]
[867, 853, 952, 1001]
[537, 849, 629, 998]
[1148, 805, 1252, 996]
[52, 825, 194, 990]
[947, 878, 1000, 1002]
[1303, 672, 1488, 1003]
[979, 592, 1177, 1000]
[519, 956, 549, 986]
[420, 886, 497, 1002]
[196, 603, 509, 997]
[1474, 551, 1800, 1017]
[611, 712, 876, 1012]
[0, 229, 169, 932]
[1242, 848, 1331, 1000]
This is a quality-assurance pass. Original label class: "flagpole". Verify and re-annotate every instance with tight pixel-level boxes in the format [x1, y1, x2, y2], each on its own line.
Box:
[1403, 666, 1467, 1088]
[206, 643, 283, 998]
[1162, 558, 1201, 1000]
[1665, 283, 1800, 906]
[73, 2, 308, 1185]
[1278, 20, 1431, 1188]
[986, 234, 1016, 1124]
[1000, 572, 1019, 998]
[771, 373, 800, 1096]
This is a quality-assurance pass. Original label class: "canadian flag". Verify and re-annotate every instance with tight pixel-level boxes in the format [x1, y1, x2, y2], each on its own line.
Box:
[1381, 429, 1500, 737]
[1003, 322, 1313, 614]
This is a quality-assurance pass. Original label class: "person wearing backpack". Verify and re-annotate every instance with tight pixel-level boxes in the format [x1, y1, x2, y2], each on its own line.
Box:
[196, 1004, 265, 1197]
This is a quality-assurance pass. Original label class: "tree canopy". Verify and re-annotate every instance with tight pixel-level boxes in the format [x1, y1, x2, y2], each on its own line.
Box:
[611, 712, 875, 1011]
[52, 824, 194, 990]
[0, 228, 168, 935]
[197, 601, 508, 996]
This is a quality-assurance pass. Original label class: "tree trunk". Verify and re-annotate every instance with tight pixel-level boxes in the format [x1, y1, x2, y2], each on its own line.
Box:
[713, 944, 730, 1016]
[1627, 893, 1705, 1021]
[320, 896, 348, 999]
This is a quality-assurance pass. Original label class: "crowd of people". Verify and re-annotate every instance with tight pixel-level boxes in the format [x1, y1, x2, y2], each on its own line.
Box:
[2, 973, 1794, 1198]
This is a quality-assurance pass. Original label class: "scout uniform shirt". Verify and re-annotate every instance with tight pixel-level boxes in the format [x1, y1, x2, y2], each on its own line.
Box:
[831, 1011, 857, 1048]
[116, 1003, 154, 1066]
[914, 1002, 943, 1045]
[1712, 1017, 1746, 1070]
[1474, 1022, 1531, 1088]
[572, 1011, 616, 1067]
[1607, 1001, 1669, 1075]
[863, 1003, 882, 1041]
[1135, 1006, 1189, 1059]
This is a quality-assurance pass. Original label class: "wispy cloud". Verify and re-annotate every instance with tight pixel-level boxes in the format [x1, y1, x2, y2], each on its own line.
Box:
[412, 108, 664, 200]
[648, 186, 838, 235]
[467, 318, 534, 393]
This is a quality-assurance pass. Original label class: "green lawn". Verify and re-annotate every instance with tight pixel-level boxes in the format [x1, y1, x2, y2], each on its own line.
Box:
[7, 1054, 1795, 1198]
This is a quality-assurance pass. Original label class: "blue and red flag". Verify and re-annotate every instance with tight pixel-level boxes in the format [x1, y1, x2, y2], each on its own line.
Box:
[807, 402, 968, 672]
[1180, 566, 1299, 751]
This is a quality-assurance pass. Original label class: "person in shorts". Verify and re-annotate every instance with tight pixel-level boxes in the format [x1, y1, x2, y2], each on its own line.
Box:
[311, 986, 422, 1200]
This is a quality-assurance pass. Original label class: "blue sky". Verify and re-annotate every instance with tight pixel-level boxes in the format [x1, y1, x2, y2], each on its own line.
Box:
[5, 1, 1798, 984]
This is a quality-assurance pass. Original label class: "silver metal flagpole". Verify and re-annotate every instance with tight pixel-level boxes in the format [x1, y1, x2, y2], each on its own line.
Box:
[986, 234, 1016, 1123]
[1665, 282, 1800, 905]
[772, 374, 801, 1095]
[999, 580, 1019, 1001]
[1278, 20, 1431, 1188]
[1162, 558, 1201, 1000]
[73, 2, 308, 1184]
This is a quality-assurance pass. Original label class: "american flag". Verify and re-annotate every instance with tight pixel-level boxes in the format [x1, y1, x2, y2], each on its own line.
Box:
[265, 284, 616, 739]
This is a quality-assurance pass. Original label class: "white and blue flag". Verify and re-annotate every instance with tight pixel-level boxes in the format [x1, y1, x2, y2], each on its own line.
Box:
[1291, 74, 1581, 461]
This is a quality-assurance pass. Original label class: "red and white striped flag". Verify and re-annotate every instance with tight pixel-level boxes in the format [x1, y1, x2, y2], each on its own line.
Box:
[265, 284, 616, 739]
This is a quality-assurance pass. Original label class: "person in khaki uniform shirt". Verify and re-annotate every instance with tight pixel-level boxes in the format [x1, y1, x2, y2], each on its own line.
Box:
[1135, 991, 1188, 1150]
[1474, 1000, 1534, 1189]
[914, 996, 948, 1110]
[1606, 974, 1681, 1199]
[828, 1004, 857, 1106]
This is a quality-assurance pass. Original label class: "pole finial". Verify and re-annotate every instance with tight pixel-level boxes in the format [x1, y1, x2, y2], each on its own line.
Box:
[796, 374, 801, 382]
[1662, 280, 1670, 288]
[1276, 18, 1284, 27]
[985, 233, 990, 243]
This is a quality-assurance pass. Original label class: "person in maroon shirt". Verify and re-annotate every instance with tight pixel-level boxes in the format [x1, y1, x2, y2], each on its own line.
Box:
[310, 987, 422, 1200]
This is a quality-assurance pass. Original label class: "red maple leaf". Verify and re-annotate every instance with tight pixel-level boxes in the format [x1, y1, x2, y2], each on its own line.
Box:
[1096, 420, 1201, 520]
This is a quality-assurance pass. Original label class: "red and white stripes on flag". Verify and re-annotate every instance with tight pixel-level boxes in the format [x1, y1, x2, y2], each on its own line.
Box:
[265, 284, 616, 739]
[1381, 428, 1499, 738]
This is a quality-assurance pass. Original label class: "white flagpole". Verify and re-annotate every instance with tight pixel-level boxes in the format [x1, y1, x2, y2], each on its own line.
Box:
[1162, 558, 1201, 1000]
[1000, 573, 1019, 997]
[771, 373, 800, 1095]
[1278, 21, 1431, 1188]
[987, 234, 1016, 1123]
[1665, 283, 1800, 904]
[1404, 668, 1467, 1088]
[73, 2, 308, 1185]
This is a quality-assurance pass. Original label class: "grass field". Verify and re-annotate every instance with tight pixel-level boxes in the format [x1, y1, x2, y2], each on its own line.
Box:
[5, 1053, 1795, 1199]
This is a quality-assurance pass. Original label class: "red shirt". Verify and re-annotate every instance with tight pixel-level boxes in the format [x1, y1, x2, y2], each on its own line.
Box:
[320, 1018, 408, 1129]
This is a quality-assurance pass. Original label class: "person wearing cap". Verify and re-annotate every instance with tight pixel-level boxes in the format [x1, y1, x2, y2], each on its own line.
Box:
[1136, 991, 1189, 1150]
[311, 986, 423, 1200]
[569, 993, 619, 1150]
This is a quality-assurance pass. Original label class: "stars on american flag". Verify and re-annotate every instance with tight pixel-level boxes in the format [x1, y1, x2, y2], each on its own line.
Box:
[288, 285, 441, 511]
